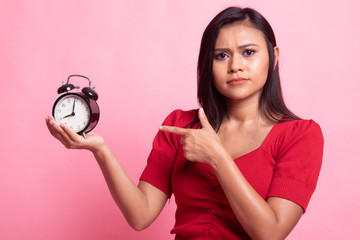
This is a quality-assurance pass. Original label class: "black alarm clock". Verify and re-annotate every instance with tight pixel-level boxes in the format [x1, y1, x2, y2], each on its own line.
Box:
[52, 75, 100, 136]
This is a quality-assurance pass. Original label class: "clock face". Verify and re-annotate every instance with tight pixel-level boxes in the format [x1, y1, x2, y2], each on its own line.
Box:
[53, 93, 91, 133]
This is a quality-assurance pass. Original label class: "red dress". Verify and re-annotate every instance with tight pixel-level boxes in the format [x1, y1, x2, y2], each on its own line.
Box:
[140, 109, 323, 239]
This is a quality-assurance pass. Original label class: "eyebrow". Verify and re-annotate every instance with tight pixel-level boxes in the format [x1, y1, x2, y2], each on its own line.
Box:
[214, 43, 259, 51]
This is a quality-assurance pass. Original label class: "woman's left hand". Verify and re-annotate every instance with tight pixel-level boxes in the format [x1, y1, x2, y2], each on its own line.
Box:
[160, 108, 226, 166]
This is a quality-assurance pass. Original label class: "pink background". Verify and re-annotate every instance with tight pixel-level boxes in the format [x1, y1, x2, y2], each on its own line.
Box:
[1, 0, 359, 239]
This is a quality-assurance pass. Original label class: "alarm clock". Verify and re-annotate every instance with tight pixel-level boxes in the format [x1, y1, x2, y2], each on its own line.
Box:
[52, 75, 100, 135]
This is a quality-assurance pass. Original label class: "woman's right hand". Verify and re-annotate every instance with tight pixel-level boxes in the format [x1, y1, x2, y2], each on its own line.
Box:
[45, 115, 105, 153]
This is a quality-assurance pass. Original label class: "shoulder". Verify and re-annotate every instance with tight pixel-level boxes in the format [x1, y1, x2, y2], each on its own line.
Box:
[163, 109, 198, 128]
[265, 119, 324, 159]
[276, 119, 323, 140]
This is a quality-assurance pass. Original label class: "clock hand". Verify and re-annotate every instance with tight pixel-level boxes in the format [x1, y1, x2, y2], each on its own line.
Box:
[72, 99, 76, 113]
[63, 112, 75, 118]
[63, 99, 77, 119]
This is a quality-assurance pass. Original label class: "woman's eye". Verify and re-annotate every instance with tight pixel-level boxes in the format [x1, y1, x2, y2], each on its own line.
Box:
[215, 53, 229, 60]
[242, 49, 255, 57]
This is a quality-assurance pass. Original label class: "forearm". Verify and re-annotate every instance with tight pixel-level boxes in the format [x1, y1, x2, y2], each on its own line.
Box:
[93, 144, 153, 230]
[211, 154, 288, 240]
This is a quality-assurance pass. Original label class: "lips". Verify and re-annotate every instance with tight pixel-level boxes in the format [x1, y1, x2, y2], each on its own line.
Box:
[227, 77, 249, 85]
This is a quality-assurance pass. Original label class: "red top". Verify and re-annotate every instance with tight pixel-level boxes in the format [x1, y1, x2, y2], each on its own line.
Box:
[140, 109, 323, 239]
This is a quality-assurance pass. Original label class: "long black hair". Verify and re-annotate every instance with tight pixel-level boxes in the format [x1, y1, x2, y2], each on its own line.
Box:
[196, 7, 300, 131]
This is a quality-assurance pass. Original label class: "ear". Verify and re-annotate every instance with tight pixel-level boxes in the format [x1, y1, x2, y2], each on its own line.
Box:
[273, 46, 279, 70]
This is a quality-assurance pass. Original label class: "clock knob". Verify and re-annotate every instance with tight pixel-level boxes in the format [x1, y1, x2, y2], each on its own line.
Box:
[57, 83, 76, 94]
[82, 87, 98, 101]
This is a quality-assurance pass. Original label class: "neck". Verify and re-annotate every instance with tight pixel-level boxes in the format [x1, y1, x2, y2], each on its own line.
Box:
[224, 96, 264, 124]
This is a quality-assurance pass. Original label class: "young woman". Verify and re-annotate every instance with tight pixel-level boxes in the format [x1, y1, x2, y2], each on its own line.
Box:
[46, 7, 323, 240]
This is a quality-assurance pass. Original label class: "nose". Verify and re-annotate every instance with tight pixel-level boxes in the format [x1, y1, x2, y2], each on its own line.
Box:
[228, 55, 244, 73]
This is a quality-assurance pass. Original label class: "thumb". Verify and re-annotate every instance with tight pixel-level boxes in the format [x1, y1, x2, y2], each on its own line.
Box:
[198, 107, 213, 131]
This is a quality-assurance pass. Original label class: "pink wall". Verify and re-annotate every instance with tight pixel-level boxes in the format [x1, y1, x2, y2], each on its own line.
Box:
[1, 0, 359, 239]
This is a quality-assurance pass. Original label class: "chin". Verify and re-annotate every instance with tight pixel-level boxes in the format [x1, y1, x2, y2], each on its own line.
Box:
[224, 91, 263, 103]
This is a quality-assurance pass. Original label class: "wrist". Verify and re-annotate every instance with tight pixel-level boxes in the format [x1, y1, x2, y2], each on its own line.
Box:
[209, 145, 232, 170]
[91, 142, 108, 158]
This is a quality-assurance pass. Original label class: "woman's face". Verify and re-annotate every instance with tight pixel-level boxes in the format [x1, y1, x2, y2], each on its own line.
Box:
[212, 21, 278, 104]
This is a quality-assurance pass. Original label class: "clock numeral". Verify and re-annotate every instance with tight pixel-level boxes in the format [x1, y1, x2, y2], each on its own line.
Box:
[61, 103, 66, 108]
[67, 99, 71, 103]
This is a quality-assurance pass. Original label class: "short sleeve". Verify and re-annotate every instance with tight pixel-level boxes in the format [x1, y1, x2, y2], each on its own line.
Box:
[267, 120, 324, 212]
[139, 110, 184, 197]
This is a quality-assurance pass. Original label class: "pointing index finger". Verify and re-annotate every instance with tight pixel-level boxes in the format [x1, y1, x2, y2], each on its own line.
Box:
[159, 126, 189, 136]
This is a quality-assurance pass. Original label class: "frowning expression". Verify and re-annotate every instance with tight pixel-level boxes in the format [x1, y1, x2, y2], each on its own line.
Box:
[212, 21, 278, 103]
